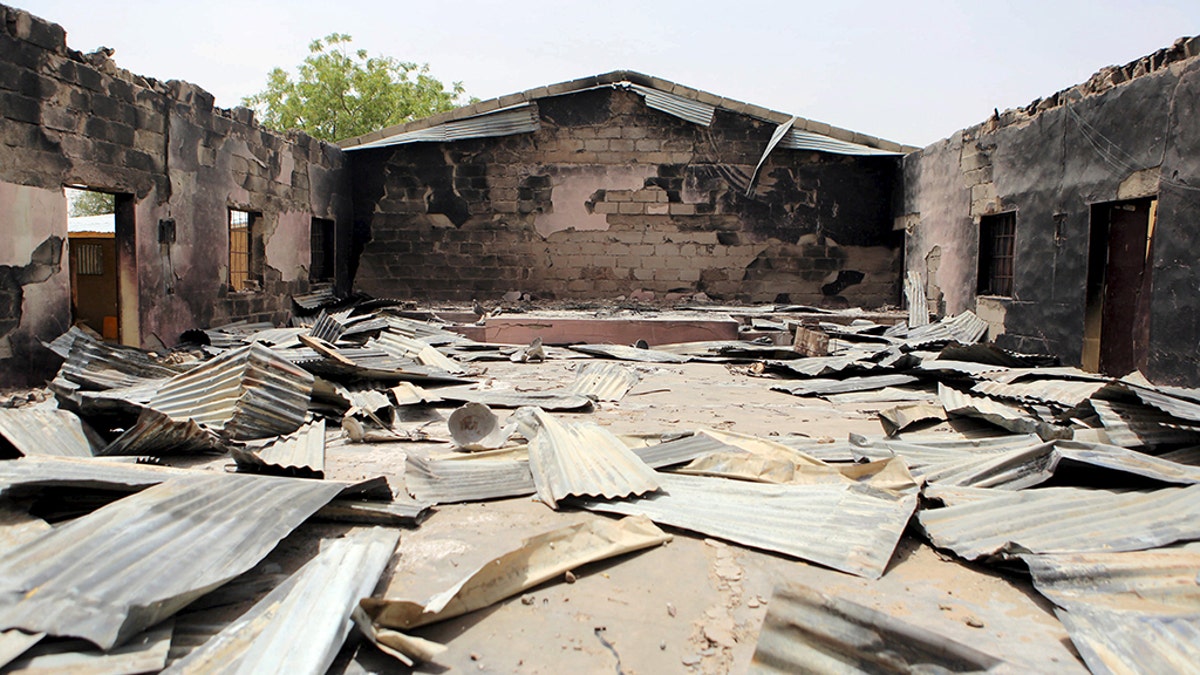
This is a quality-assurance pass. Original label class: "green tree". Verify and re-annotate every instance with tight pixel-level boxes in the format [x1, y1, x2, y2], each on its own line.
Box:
[68, 189, 114, 217]
[243, 33, 468, 142]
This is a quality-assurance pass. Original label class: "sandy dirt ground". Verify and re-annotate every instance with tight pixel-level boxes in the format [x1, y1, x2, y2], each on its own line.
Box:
[300, 356, 1087, 673]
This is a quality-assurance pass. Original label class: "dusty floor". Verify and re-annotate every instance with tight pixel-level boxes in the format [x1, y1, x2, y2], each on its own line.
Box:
[256, 357, 1090, 673]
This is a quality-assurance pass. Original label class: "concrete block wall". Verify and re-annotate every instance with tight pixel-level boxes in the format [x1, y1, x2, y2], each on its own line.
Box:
[351, 87, 901, 304]
[0, 4, 350, 385]
[902, 36, 1200, 385]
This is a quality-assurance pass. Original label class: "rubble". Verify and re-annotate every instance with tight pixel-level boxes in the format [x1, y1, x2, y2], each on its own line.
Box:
[0, 296, 1197, 671]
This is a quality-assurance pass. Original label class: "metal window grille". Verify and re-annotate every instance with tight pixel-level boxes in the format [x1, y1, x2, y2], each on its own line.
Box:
[76, 243, 104, 276]
[978, 212, 1016, 297]
[229, 210, 252, 291]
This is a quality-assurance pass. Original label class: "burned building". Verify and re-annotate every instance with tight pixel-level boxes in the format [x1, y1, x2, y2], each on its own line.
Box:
[902, 37, 1200, 386]
[340, 72, 910, 305]
[2, 0, 1200, 388]
[0, 4, 350, 386]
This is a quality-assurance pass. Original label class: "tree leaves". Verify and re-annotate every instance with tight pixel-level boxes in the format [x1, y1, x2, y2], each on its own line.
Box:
[242, 34, 467, 142]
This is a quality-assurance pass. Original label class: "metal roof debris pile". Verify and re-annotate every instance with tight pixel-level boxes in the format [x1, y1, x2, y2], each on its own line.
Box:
[4, 296, 1199, 671]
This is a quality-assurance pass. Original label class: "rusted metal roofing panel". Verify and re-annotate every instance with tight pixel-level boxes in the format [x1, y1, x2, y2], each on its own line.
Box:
[370, 332, 465, 374]
[315, 497, 431, 524]
[1089, 399, 1200, 448]
[579, 473, 917, 579]
[0, 472, 345, 649]
[771, 374, 918, 397]
[0, 409, 100, 458]
[347, 103, 541, 149]
[748, 582, 1004, 674]
[149, 343, 314, 440]
[855, 434, 1058, 489]
[524, 408, 659, 509]
[779, 128, 903, 156]
[292, 284, 338, 311]
[1023, 547, 1200, 675]
[1127, 386, 1200, 424]
[231, 419, 326, 478]
[626, 83, 714, 126]
[1055, 605, 1200, 675]
[567, 343, 691, 363]
[404, 454, 535, 504]
[164, 527, 399, 675]
[918, 484, 1200, 561]
[4, 620, 172, 674]
[631, 432, 743, 469]
[938, 383, 1044, 435]
[1055, 440, 1200, 484]
[433, 385, 592, 411]
[565, 362, 639, 401]
[57, 334, 182, 390]
[100, 408, 227, 456]
[1024, 546, 1200, 614]
[765, 355, 890, 378]
[971, 379, 1106, 407]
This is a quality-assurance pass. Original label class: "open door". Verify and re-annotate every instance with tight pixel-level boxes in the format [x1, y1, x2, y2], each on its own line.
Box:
[65, 187, 136, 345]
[1082, 197, 1156, 376]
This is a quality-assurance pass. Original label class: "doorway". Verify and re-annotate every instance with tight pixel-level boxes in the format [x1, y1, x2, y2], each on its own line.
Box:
[65, 187, 136, 344]
[1082, 197, 1156, 376]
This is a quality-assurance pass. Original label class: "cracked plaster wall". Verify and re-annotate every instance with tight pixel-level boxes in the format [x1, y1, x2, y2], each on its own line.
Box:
[351, 87, 902, 304]
[902, 38, 1200, 385]
[0, 4, 350, 385]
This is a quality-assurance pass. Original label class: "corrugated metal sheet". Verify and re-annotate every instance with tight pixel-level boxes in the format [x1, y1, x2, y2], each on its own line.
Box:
[916, 360, 1009, 377]
[164, 527, 399, 675]
[749, 582, 1004, 674]
[292, 285, 338, 311]
[0, 630, 44, 670]
[918, 484, 1200, 561]
[566, 361, 639, 401]
[765, 355, 891, 378]
[0, 455, 189, 496]
[0, 409, 99, 457]
[0, 505, 50, 552]
[100, 408, 227, 456]
[905, 270, 929, 328]
[379, 315, 467, 345]
[309, 309, 353, 343]
[854, 434, 1058, 489]
[0, 472, 344, 649]
[1090, 399, 1200, 448]
[433, 385, 592, 411]
[348, 104, 540, 149]
[370, 332, 465, 374]
[939, 383, 1044, 435]
[1024, 547, 1200, 675]
[568, 343, 691, 363]
[149, 343, 314, 440]
[57, 334, 182, 391]
[1055, 440, 1200, 484]
[315, 497, 431, 524]
[404, 454, 535, 504]
[772, 374, 919, 397]
[579, 473, 917, 579]
[902, 310, 988, 348]
[1024, 546, 1200, 614]
[779, 128, 902, 156]
[1055, 605, 1200, 675]
[627, 83, 714, 126]
[631, 432, 743, 469]
[231, 419, 326, 478]
[971, 379, 1106, 407]
[1128, 386, 1200, 424]
[524, 408, 660, 509]
[3, 620, 172, 674]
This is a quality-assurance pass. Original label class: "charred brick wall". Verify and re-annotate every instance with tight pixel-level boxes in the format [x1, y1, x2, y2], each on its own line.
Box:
[351, 87, 901, 305]
[901, 37, 1200, 385]
[0, 5, 350, 385]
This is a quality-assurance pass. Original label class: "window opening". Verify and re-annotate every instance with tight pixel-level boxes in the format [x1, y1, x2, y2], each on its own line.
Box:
[977, 212, 1016, 297]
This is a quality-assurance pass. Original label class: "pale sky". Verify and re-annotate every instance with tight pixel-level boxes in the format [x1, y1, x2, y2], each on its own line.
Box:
[13, 0, 1200, 147]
